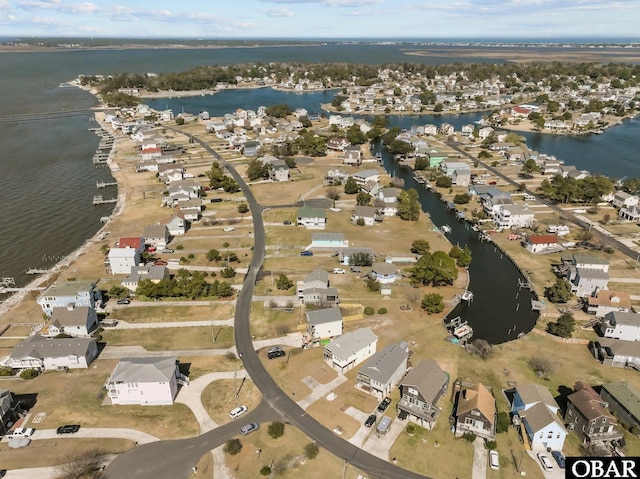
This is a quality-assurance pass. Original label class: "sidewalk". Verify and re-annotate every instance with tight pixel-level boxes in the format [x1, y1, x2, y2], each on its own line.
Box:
[296, 374, 348, 411]
[471, 437, 487, 479]
[109, 318, 234, 330]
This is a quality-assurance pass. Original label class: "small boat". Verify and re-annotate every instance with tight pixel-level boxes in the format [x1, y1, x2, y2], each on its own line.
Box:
[453, 323, 473, 340]
[461, 290, 474, 302]
[440, 225, 452, 234]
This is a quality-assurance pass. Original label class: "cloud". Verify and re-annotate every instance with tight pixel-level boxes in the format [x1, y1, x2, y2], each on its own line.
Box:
[18, 0, 100, 14]
[260, 0, 383, 5]
[260, 6, 295, 16]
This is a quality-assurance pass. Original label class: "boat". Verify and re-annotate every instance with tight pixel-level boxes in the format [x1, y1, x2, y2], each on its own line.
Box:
[461, 290, 474, 302]
[440, 225, 452, 234]
[453, 323, 473, 341]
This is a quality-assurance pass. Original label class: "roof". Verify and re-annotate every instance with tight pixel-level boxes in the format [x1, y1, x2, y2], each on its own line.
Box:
[600, 381, 640, 421]
[572, 254, 609, 266]
[402, 359, 448, 406]
[306, 308, 343, 326]
[606, 311, 640, 327]
[568, 382, 614, 422]
[527, 234, 558, 245]
[10, 335, 95, 360]
[353, 169, 379, 179]
[372, 262, 398, 275]
[380, 187, 400, 198]
[456, 382, 495, 425]
[49, 306, 93, 327]
[522, 401, 566, 434]
[297, 205, 326, 219]
[352, 205, 376, 217]
[359, 341, 409, 384]
[125, 265, 168, 283]
[324, 328, 378, 362]
[109, 357, 178, 384]
[502, 205, 533, 216]
[142, 224, 168, 238]
[311, 233, 346, 242]
[516, 383, 557, 408]
[599, 338, 640, 358]
[576, 268, 609, 280]
[109, 247, 138, 259]
[588, 290, 631, 309]
[39, 281, 96, 299]
[118, 237, 143, 249]
[304, 269, 329, 285]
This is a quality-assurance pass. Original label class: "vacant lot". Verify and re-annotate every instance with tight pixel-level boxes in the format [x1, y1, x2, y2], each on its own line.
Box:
[202, 378, 262, 425]
[109, 304, 234, 323]
[101, 326, 234, 350]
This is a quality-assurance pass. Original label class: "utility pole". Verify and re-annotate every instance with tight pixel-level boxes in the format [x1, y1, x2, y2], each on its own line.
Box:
[211, 322, 215, 343]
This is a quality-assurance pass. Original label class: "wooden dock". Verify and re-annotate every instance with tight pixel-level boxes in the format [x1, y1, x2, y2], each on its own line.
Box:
[97, 181, 118, 189]
[93, 195, 117, 205]
[26, 268, 50, 275]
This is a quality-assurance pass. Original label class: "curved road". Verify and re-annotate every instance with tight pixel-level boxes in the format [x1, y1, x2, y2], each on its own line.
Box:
[105, 133, 432, 479]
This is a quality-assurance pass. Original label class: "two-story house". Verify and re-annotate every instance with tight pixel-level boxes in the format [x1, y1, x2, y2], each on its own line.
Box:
[599, 311, 640, 341]
[8, 335, 99, 371]
[397, 359, 449, 430]
[296, 205, 327, 230]
[587, 290, 631, 317]
[454, 383, 496, 440]
[357, 341, 409, 399]
[36, 281, 101, 317]
[323, 328, 378, 373]
[306, 308, 343, 346]
[33, 305, 98, 338]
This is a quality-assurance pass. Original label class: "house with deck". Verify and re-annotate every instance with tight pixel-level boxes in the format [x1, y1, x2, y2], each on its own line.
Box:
[599, 311, 640, 341]
[323, 328, 378, 373]
[599, 382, 640, 432]
[107, 357, 188, 406]
[377, 187, 400, 216]
[32, 305, 98, 338]
[296, 206, 327, 230]
[397, 359, 449, 430]
[356, 341, 409, 399]
[587, 290, 631, 317]
[37, 281, 101, 317]
[142, 224, 170, 249]
[351, 206, 377, 226]
[524, 234, 561, 254]
[454, 382, 496, 440]
[306, 308, 343, 346]
[8, 335, 99, 371]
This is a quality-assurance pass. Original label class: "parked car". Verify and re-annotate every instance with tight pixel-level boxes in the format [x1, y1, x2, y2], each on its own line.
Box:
[229, 405, 248, 419]
[116, 298, 130, 305]
[300, 250, 313, 256]
[364, 414, 376, 427]
[537, 453, 554, 471]
[377, 397, 391, 413]
[223, 227, 235, 232]
[551, 451, 566, 469]
[350, 266, 362, 273]
[489, 450, 499, 470]
[56, 424, 80, 435]
[154, 260, 168, 266]
[283, 220, 292, 225]
[267, 347, 286, 359]
[333, 268, 346, 274]
[161, 249, 174, 254]
[8, 427, 35, 438]
[239, 422, 259, 436]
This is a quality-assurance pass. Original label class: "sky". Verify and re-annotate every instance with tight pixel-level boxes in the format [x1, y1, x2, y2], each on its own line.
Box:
[1, 0, 639, 40]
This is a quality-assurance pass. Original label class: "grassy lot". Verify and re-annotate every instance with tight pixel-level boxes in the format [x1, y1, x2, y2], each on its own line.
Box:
[101, 326, 234, 350]
[201, 379, 262, 425]
[178, 354, 242, 379]
[249, 302, 302, 339]
[220, 423, 369, 479]
[109, 304, 234, 323]
[193, 451, 214, 479]
[0, 438, 133, 470]
[4, 359, 199, 439]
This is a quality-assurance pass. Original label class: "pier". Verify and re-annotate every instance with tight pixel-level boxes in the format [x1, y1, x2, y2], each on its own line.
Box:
[26, 268, 50, 275]
[97, 180, 118, 189]
[93, 195, 118, 205]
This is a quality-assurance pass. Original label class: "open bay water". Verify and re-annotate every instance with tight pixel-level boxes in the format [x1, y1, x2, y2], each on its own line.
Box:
[0, 44, 638, 342]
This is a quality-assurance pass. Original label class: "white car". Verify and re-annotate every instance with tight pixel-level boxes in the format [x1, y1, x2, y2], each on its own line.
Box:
[333, 268, 346, 274]
[489, 450, 499, 470]
[229, 405, 248, 419]
[537, 453, 554, 471]
[223, 227, 235, 232]
[8, 427, 35, 438]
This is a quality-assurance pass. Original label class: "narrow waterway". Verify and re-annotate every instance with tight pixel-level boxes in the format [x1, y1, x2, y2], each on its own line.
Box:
[376, 142, 540, 345]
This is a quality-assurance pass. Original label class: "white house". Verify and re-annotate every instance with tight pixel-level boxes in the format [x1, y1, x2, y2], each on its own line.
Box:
[32, 305, 98, 338]
[524, 234, 561, 254]
[356, 341, 409, 398]
[296, 206, 327, 230]
[142, 224, 170, 249]
[37, 281, 101, 317]
[107, 357, 188, 406]
[494, 204, 535, 229]
[587, 290, 631, 317]
[600, 312, 640, 342]
[310, 233, 349, 249]
[352, 169, 380, 187]
[108, 247, 140, 275]
[371, 262, 399, 284]
[306, 308, 343, 345]
[122, 265, 170, 292]
[511, 383, 567, 451]
[323, 328, 378, 373]
[613, 191, 639, 209]
[351, 205, 377, 226]
[377, 187, 400, 216]
[565, 254, 610, 297]
[8, 335, 98, 371]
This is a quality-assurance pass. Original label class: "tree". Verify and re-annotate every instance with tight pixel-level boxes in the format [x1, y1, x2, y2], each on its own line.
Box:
[237, 202, 249, 214]
[246, 159, 269, 180]
[224, 438, 243, 455]
[356, 191, 371, 206]
[268, 421, 285, 439]
[265, 103, 292, 118]
[55, 449, 105, 479]
[544, 278, 573, 303]
[471, 339, 493, 359]
[421, 293, 444, 314]
[412, 251, 458, 286]
[411, 239, 430, 255]
[108, 285, 128, 299]
[478, 150, 492, 159]
[350, 252, 373, 266]
[528, 356, 556, 379]
[435, 176, 452, 188]
[453, 193, 470, 204]
[206, 248, 221, 262]
[326, 187, 340, 202]
[344, 177, 359, 194]
[346, 124, 367, 145]
[304, 442, 320, 460]
[414, 157, 429, 170]
[547, 311, 576, 338]
[220, 267, 236, 278]
[356, 217, 365, 226]
[495, 411, 511, 434]
[276, 274, 293, 290]
[521, 158, 540, 176]
[449, 245, 472, 268]
[397, 189, 421, 221]
[366, 278, 381, 292]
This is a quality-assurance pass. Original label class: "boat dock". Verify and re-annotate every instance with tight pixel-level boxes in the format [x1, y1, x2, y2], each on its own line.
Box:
[97, 180, 118, 189]
[93, 195, 118, 205]
[26, 268, 50, 275]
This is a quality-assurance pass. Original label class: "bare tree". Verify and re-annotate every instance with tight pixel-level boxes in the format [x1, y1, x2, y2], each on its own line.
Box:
[56, 449, 105, 479]
[471, 339, 493, 359]
[528, 356, 556, 378]
[406, 291, 420, 304]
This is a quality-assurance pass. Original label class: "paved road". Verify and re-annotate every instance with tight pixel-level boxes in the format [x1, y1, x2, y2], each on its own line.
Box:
[105, 132, 434, 479]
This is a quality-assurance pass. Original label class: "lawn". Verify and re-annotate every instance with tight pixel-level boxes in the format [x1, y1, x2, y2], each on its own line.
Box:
[108, 304, 234, 323]
[201, 378, 263, 425]
[177, 354, 242, 380]
[101, 326, 234, 350]
[249, 302, 302, 340]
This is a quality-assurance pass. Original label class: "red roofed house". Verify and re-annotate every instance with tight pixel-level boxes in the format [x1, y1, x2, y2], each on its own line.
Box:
[118, 237, 145, 253]
[524, 234, 560, 254]
[511, 106, 531, 118]
[141, 147, 162, 161]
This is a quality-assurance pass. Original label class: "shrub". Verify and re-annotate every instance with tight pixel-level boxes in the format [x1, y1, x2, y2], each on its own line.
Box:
[406, 424, 415, 435]
[187, 253, 195, 259]
[356, 217, 365, 226]
[0, 366, 13, 376]
[377, 308, 387, 314]
[260, 466, 271, 476]
[364, 307, 375, 315]
[20, 368, 39, 380]
[462, 432, 476, 443]
[224, 438, 242, 456]
[176, 244, 184, 250]
[485, 440, 498, 450]
[268, 421, 285, 439]
[304, 442, 319, 460]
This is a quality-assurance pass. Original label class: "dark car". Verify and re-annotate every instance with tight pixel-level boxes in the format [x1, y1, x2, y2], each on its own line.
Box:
[364, 414, 376, 427]
[300, 250, 313, 256]
[116, 298, 130, 305]
[267, 347, 286, 359]
[283, 220, 292, 225]
[551, 451, 566, 469]
[377, 397, 391, 413]
[56, 424, 80, 435]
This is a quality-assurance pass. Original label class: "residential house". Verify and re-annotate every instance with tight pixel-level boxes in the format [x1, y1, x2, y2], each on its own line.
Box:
[352, 169, 380, 187]
[33, 305, 98, 338]
[142, 224, 170, 249]
[397, 359, 449, 430]
[371, 262, 399, 284]
[269, 159, 290, 182]
[592, 338, 640, 369]
[310, 233, 349, 250]
[351, 205, 377, 226]
[494, 204, 535, 229]
[37, 281, 101, 317]
[107, 357, 188, 406]
[302, 286, 339, 308]
[306, 308, 343, 346]
[338, 247, 375, 266]
[452, 167, 471, 187]
[122, 265, 170, 292]
[587, 290, 631, 317]
[327, 138, 351, 152]
[454, 383, 496, 440]
[297, 269, 329, 296]
[564, 381, 624, 450]
[612, 191, 639, 209]
[343, 146, 362, 166]
[163, 213, 188, 237]
[599, 382, 640, 432]
[8, 335, 98, 370]
[323, 328, 378, 373]
[107, 247, 140, 275]
[565, 254, 610, 297]
[157, 164, 184, 184]
[296, 206, 327, 230]
[440, 161, 469, 177]
[377, 187, 400, 216]
[524, 234, 561, 254]
[243, 140, 261, 157]
[510, 383, 567, 451]
[357, 341, 409, 399]
[0, 390, 21, 435]
[599, 311, 640, 341]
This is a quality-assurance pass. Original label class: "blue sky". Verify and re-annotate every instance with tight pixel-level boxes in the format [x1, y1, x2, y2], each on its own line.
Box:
[1, 0, 638, 39]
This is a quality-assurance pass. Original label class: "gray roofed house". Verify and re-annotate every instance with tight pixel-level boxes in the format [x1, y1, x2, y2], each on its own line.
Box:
[338, 247, 375, 266]
[371, 262, 399, 284]
[8, 335, 98, 370]
[323, 328, 378, 373]
[511, 383, 566, 451]
[352, 169, 380, 186]
[397, 359, 449, 429]
[593, 338, 640, 369]
[34, 305, 98, 338]
[37, 281, 101, 316]
[351, 205, 378, 226]
[142, 224, 169, 248]
[122, 265, 170, 292]
[301, 269, 329, 290]
[357, 341, 409, 398]
[600, 382, 640, 431]
[306, 308, 343, 345]
[568, 267, 609, 298]
[107, 356, 188, 406]
[600, 311, 640, 342]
